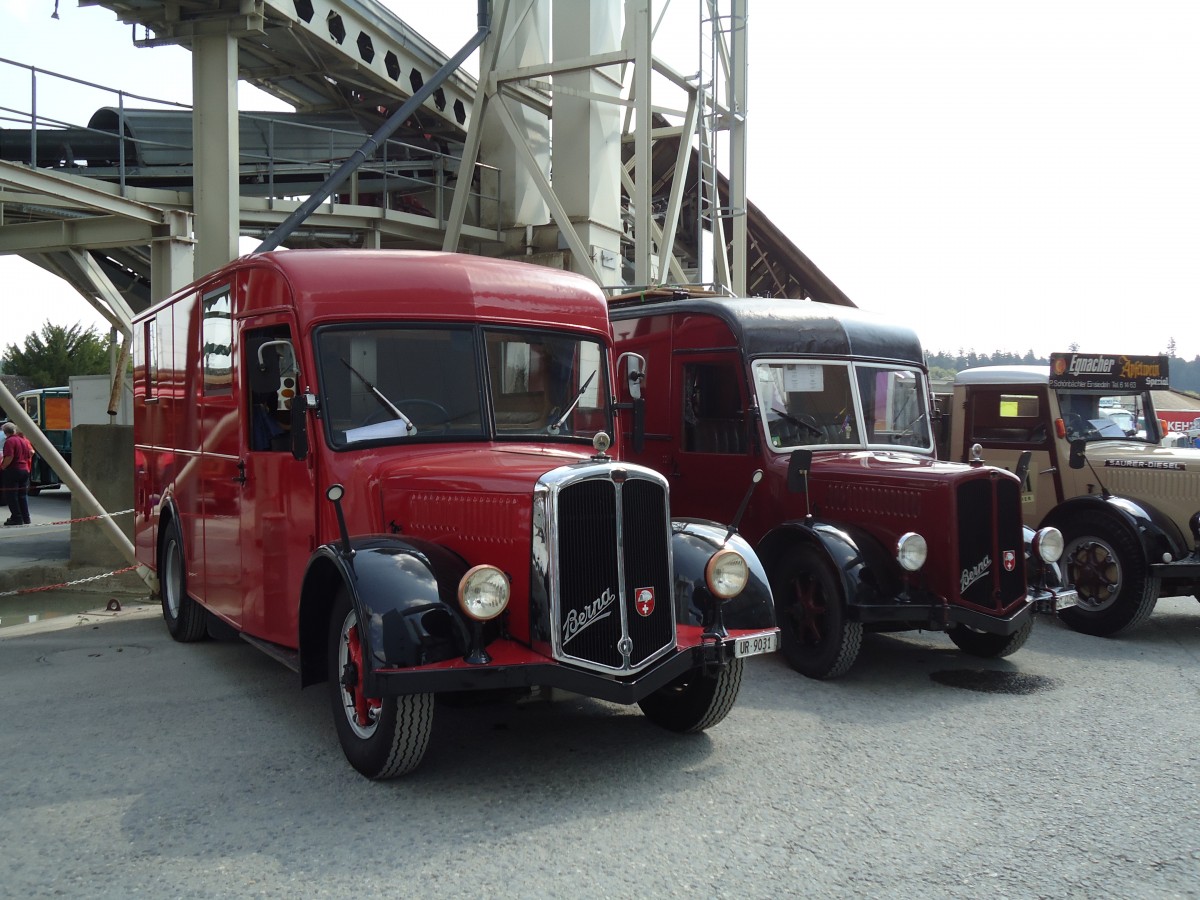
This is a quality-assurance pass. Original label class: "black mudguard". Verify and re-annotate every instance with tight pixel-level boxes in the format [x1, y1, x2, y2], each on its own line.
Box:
[758, 519, 902, 608]
[1042, 494, 1188, 565]
[669, 518, 775, 630]
[301, 536, 472, 678]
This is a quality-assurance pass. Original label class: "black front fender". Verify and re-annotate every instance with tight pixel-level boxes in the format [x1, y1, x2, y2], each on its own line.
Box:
[759, 519, 904, 607]
[299, 536, 471, 687]
[670, 518, 775, 630]
[1043, 494, 1189, 566]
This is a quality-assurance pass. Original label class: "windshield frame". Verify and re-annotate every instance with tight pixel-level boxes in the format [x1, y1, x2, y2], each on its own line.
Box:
[312, 322, 613, 450]
[752, 357, 934, 454]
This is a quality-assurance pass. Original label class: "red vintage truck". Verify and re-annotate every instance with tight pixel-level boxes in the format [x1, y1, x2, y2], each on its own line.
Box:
[132, 250, 778, 779]
[608, 290, 1074, 679]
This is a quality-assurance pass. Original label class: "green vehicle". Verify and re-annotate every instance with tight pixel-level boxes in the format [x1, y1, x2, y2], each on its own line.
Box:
[14, 386, 71, 494]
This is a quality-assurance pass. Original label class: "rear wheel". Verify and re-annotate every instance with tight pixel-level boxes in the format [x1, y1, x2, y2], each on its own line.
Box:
[159, 518, 207, 642]
[1056, 516, 1158, 636]
[328, 589, 433, 779]
[637, 658, 743, 733]
[948, 618, 1033, 658]
[771, 545, 862, 679]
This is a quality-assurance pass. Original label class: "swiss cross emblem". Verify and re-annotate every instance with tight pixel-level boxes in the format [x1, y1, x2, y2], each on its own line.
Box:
[1003, 550, 1016, 572]
[635, 587, 655, 617]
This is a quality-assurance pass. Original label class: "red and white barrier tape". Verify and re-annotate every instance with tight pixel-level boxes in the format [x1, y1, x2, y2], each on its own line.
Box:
[0, 508, 134, 531]
[0, 565, 141, 598]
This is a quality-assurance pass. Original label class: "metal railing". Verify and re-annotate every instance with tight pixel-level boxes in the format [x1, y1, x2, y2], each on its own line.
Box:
[0, 56, 500, 239]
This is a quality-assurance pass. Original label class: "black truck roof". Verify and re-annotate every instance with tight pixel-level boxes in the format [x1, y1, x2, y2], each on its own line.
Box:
[608, 292, 925, 366]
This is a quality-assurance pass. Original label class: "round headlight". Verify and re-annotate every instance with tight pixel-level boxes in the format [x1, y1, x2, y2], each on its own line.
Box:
[705, 548, 749, 600]
[1032, 526, 1064, 563]
[896, 532, 928, 572]
[458, 565, 510, 621]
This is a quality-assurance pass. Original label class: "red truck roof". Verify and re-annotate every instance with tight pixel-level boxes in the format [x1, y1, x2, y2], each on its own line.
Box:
[138, 249, 613, 337]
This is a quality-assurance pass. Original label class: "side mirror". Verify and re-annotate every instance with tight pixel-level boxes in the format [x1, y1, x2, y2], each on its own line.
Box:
[1014, 450, 1032, 485]
[786, 449, 813, 493]
[616, 351, 646, 400]
[291, 392, 317, 461]
[614, 352, 647, 453]
[1068, 438, 1087, 470]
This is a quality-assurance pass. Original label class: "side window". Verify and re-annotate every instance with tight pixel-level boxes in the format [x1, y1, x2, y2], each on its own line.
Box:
[969, 390, 1046, 444]
[245, 325, 297, 452]
[683, 362, 746, 454]
[142, 318, 157, 401]
[202, 287, 233, 396]
[21, 396, 39, 426]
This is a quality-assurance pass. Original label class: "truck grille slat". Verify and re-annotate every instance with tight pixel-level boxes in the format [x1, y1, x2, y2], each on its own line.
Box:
[551, 470, 674, 673]
[956, 477, 1026, 610]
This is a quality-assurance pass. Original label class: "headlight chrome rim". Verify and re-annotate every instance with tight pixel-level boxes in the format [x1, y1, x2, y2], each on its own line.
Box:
[896, 531, 928, 572]
[458, 565, 510, 621]
[705, 548, 749, 600]
[1033, 526, 1064, 563]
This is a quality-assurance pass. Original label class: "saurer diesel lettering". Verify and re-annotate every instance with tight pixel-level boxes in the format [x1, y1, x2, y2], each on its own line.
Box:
[608, 290, 1075, 680]
[133, 250, 778, 780]
[948, 355, 1200, 636]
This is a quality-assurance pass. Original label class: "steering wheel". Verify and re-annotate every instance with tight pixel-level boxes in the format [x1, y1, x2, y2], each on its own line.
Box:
[361, 399, 450, 433]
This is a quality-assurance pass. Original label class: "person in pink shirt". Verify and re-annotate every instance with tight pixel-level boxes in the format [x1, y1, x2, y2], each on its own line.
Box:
[1, 422, 33, 526]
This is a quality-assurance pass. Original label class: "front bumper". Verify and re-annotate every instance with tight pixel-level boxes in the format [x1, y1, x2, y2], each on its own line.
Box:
[1030, 585, 1078, 615]
[362, 626, 779, 702]
[848, 584, 1075, 635]
[1150, 554, 1200, 579]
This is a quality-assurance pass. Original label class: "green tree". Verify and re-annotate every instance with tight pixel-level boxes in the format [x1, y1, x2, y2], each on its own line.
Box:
[3, 321, 110, 387]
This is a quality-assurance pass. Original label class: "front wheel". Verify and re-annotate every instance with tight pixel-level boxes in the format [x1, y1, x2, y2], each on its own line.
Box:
[159, 518, 206, 642]
[771, 545, 863, 679]
[328, 590, 433, 779]
[1055, 516, 1158, 636]
[637, 658, 744, 733]
[948, 618, 1033, 658]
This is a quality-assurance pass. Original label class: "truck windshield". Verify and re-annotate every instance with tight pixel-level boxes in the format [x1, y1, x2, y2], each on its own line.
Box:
[484, 329, 609, 438]
[1056, 389, 1151, 442]
[315, 325, 609, 447]
[753, 360, 932, 452]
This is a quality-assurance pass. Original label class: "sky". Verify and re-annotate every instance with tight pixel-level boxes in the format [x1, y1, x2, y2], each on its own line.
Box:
[1, 0, 1197, 361]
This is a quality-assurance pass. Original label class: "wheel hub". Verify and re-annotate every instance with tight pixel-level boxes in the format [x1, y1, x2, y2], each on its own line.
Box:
[785, 573, 826, 644]
[1067, 540, 1121, 611]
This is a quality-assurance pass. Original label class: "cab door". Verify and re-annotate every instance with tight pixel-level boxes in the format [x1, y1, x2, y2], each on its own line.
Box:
[669, 353, 757, 524]
[238, 321, 317, 648]
[960, 385, 1063, 526]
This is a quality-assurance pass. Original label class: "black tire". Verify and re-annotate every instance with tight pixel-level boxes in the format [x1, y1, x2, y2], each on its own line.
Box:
[948, 618, 1033, 658]
[159, 518, 207, 642]
[1056, 516, 1159, 636]
[771, 545, 862, 679]
[637, 658, 744, 733]
[328, 589, 433, 779]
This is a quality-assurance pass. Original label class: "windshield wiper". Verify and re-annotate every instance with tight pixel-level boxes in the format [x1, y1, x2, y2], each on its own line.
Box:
[771, 407, 822, 436]
[549, 370, 597, 434]
[340, 358, 417, 435]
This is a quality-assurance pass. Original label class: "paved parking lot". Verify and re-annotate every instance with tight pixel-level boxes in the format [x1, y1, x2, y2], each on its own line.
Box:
[2, 593, 1198, 898]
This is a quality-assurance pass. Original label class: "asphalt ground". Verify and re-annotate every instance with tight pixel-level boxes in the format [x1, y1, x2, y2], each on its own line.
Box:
[1, 586, 1198, 898]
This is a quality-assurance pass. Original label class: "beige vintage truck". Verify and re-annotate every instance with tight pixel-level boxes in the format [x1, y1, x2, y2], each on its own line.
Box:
[945, 352, 1200, 636]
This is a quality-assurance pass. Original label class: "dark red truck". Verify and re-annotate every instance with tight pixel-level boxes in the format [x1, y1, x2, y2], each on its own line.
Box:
[609, 290, 1074, 678]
